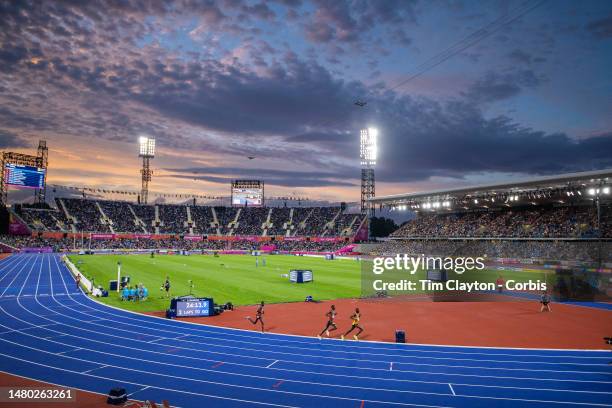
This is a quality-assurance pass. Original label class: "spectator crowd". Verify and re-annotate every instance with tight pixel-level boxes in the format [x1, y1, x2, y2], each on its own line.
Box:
[14, 198, 364, 238]
[371, 239, 611, 263]
[392, 205, 610, 239]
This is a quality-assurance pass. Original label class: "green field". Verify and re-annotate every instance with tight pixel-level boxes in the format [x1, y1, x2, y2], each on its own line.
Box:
[69, 254, 362, 312]
[70, 254, 553, 312]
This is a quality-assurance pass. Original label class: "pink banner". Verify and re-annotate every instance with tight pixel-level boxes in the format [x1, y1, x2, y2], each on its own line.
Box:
[283, 237, 304, 241]
[234, 236, 260, 242]
[334, 244, 357, 254]
[91, 233, 116, 240]
[312, 237, 342, 242]
[260, 244, 276, 251]
[184, 235, 203, 241]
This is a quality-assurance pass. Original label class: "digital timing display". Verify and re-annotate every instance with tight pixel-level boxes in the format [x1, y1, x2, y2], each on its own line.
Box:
[4, 164, 45, 189]
[175, 299, 212, 317]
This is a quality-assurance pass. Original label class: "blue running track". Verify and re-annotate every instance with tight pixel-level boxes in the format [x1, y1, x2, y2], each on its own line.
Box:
[0, 254, 610, 407]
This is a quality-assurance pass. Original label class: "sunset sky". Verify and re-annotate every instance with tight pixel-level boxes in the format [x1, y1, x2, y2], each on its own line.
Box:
[1, 0, 611, 204]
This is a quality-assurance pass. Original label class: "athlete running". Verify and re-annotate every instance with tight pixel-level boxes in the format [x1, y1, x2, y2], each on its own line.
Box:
[318, 305, 337, 339]
[246, 301, 265, 332]
[341, 308, 364, 341]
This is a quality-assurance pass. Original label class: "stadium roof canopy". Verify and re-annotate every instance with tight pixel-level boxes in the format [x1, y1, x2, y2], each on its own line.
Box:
[370, 168, 612, 212]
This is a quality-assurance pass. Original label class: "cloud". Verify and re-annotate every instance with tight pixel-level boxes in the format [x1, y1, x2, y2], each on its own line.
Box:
[164, 166, 357, 187]
[462, 70, 545, 104]
[302, 0, 417, 47]
[0, 0, 610, 198]
[507, 49, 532, 64]
[0, 130, 30, 148]
[375, 98, 612, 182]
[586, 15, 612, 39]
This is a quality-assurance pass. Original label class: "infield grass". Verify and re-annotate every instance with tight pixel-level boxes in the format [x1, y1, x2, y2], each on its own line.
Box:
[69, 254, 362, 312]
[69, 254, 552, 312]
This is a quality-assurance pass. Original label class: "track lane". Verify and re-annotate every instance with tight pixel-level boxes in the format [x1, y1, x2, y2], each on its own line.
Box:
[0, 254, 609, 408]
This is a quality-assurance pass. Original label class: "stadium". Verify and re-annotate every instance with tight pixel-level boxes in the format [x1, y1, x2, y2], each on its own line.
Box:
[1, 1, 611, 408]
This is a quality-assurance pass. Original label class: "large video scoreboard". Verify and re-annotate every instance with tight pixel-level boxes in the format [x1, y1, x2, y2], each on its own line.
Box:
[4, 163, 46, 189]
[231, 180, 264, 206]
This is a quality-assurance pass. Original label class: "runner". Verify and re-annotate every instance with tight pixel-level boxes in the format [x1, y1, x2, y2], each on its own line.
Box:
[341, 308, 364, 341]
[317, 305, 337, 339]
[246, 301, 265, 332]
[540, 291, 552, 312]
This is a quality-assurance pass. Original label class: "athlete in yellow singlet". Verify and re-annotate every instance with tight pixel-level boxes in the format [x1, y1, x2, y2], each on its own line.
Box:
[341, 307, 364, 341]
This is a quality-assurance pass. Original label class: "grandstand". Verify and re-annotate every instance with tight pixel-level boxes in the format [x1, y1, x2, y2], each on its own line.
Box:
[370, 169, 612, 264]
[3, 197, 367, 254]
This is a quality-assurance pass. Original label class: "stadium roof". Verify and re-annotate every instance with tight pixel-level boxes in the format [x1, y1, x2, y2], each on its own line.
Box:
[370, 168, 612, 212]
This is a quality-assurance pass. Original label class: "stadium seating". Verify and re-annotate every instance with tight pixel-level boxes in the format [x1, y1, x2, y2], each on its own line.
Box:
[19, 208, 70, 232]
[266, 207, 291, 236]
[13, 198, 365, 240]
[391, 205, 610, 239]
[371, 239, 612, 263]
[158, 205, 188, 234]
[190, 206, 216, 235]
[294, 207, 340, 236]
[62, 198, 111, 233]
[98, 200, 141, 233]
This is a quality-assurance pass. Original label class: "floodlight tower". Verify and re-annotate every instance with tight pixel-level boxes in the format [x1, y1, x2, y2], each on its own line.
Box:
[138, 136, 155, 204]
[360, 127, 377, 216]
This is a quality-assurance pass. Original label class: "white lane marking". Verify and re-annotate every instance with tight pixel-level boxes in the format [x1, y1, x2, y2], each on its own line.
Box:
[57, 347, 82, 355]
[2, 254, 604, 403]
[22, 264, 612, 387]
[1, 308, 610, 401]
[0, 257, 30, 296]
[267, 360, 278, 368]
[1, 256, 609, 408]
[51, 256, 611, 359]
[82, 364, 109, 374]
[448, 384, 455, 396]
[29, 275, 611, 374]
[0, 347, 435, 408]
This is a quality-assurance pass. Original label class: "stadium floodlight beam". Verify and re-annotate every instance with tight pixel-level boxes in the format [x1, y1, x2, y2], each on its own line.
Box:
[138, 136, 155, 204]
[360, 127, 377, 217]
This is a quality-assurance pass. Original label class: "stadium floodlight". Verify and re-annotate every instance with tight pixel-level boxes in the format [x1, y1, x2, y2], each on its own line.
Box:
[603, 187, 610, 195]
[360, 128, 377, 167]
[588, 188, 596, 196]
[139, 136, 156, 158]
[473, 199, 478, 204]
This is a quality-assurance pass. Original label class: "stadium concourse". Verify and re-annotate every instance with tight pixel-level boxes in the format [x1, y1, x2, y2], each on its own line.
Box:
[0, 253, 611, 408]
